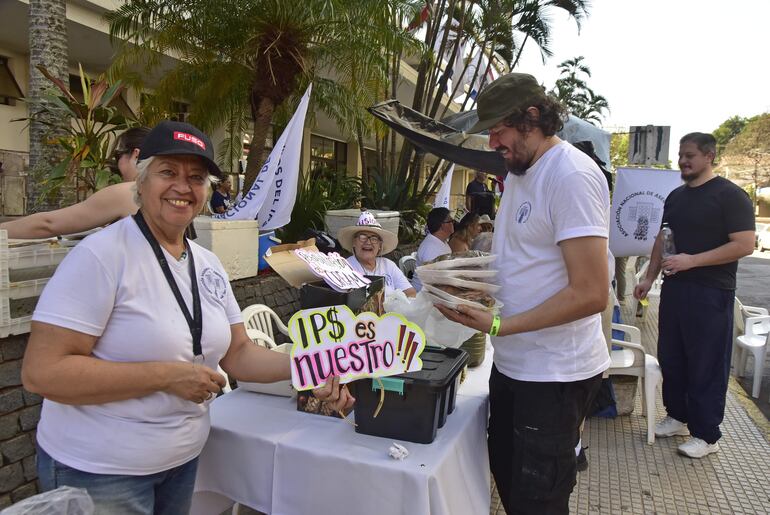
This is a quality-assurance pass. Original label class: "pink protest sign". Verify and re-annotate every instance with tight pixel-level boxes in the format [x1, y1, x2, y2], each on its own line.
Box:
[288, 305, 426, 391]
[293, 248, 370, 292]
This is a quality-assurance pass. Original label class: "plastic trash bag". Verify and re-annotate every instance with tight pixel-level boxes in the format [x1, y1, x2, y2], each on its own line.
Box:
[384, 290, 476, 348]
[2, 487, 94, 515]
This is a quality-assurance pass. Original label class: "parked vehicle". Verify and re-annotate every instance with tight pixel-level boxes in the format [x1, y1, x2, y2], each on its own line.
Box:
[757, 224, 770, 251]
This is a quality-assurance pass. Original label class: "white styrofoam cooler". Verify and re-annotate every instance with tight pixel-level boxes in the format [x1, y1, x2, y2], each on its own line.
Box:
[193, 217, 260, 280]
[324, 209, 401, 239]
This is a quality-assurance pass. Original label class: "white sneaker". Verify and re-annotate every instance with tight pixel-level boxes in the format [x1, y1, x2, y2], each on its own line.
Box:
[654, 416, 690, 437]
[678, 437, 719, 458]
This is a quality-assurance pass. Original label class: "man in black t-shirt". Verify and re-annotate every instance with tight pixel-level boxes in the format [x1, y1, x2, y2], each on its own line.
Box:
[634, 132, 754, 459]
[465, 171, 496, 218]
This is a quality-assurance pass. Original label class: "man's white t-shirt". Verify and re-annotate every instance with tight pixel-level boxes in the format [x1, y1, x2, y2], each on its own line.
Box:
[491, 141, 611, 382]
[32, 216, 242, 475]
[412, 233, 452, 291]
[346, 255, 413, 294]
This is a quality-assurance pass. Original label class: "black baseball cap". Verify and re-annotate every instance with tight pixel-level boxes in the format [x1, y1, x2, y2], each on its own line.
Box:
[138, 120, 223, 177]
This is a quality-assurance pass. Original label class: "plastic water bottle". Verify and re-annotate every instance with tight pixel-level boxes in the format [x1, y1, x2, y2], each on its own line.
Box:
[661, 223, 676, 258]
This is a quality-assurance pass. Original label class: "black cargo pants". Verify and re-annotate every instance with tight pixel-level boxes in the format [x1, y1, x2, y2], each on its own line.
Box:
[488, 365, 602, 515]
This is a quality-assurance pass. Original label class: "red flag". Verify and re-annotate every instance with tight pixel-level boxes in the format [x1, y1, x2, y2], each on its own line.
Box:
[407, 3, 430, 31]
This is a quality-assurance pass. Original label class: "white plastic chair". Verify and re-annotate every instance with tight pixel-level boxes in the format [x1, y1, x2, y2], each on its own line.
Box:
[732, 298, 768, 372]
[607, 322, 662, 445]
[398, 252, 417, 279]
[633, 259, 663, 297]
[735, 314, 770, 399]
[241, 304, 289, 348]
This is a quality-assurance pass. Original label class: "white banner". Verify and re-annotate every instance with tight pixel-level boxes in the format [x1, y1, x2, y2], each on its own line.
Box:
[433, 164, 454, 208]
[609, 168, 682, 257]
[214, 85, 312, 229]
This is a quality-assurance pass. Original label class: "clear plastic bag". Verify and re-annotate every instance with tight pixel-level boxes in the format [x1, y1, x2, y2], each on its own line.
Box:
[2, 487, 94, 515]
[384, 290, 477, 348]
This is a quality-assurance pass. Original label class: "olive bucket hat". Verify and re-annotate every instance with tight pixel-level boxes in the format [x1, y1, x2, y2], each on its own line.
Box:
[467, 73, 548, 134]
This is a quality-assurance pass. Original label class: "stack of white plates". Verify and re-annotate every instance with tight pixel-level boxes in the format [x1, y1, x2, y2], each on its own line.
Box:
[416, 254, 501, 312]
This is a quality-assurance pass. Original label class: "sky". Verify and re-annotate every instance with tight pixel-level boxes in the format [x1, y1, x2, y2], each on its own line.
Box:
[514, 0, 770, 166]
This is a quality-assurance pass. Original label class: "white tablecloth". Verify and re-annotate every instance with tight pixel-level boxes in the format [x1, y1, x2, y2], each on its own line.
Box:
[192, 344, 494, 515]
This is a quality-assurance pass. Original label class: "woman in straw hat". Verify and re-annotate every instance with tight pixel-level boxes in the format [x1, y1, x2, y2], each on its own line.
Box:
[339, 211, 416, 298]
[472, 214, 494, 252]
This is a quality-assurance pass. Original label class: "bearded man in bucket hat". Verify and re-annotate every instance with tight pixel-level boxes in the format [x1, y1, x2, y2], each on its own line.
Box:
[436, 73, 611, 515]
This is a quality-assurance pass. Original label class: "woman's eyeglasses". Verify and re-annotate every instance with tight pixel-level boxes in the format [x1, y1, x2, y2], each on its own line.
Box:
[355, 233, 382, 244]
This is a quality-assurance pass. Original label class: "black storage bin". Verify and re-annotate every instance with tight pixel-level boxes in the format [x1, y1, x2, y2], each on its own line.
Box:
[299, 276, 384, 311]
[351, 347, 469, 444]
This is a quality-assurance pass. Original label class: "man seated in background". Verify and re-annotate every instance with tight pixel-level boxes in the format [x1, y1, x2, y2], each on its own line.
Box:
[411, 207, 454, 291]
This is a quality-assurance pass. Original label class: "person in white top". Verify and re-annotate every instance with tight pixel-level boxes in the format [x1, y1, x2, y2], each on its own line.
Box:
[339, 211, 416, 297]
[436, 73, 610, 515]
[22, 121, 352, 514]
[412, 207, 454, 291]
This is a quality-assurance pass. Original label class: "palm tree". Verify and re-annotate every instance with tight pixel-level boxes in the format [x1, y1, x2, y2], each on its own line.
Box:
[551, 55, 609, 125]
[28, 0, 69, 211]
[107, 0, 417, 189]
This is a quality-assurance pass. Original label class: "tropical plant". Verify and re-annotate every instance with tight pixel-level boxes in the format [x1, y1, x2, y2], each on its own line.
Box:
[380, 0, 589, 214]
[28, 0, 69, 211]
[550, 56, 609, 125]
[106, 0, 418, 188]
[278, 166, 363, 243]
[16, 65, 134, 200]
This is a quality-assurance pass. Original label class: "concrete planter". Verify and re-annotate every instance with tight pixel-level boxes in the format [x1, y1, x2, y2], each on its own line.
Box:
[193, 217, 260, 280]
[324, 209, 400, 239]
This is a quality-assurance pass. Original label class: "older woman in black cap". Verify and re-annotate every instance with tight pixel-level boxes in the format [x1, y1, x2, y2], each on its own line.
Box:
[22, 120, 352, 514]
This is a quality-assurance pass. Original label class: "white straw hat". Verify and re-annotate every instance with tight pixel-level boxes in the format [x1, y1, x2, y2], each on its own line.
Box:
[338, 211, 399, 255]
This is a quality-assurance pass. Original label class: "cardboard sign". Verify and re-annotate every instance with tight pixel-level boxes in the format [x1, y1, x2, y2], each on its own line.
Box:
[289, 305, 426, 391]
[294, 249, 370, 292]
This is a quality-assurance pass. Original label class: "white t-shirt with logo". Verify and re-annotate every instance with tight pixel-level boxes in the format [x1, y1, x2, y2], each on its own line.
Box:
[412, 233, 452, 291]
[491, 141, 611, 382]
[32, 216, 242, 475]
[346, 255, 413, 294]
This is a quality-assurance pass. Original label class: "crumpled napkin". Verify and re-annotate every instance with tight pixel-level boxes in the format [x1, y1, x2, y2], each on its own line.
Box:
[388, 442, 409, 460]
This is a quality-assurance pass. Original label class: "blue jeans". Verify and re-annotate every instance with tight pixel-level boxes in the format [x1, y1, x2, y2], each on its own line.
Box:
[36, 445, 198, 515]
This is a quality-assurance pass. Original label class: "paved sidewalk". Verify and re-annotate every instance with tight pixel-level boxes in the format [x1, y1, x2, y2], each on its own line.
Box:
[490, 296, 770, 514]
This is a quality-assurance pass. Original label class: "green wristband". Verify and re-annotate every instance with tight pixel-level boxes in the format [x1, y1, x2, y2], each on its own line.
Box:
[489, 315, 501, 336]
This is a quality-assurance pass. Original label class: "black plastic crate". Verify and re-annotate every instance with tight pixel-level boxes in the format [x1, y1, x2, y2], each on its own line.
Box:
[351, 347, 469, 444]
[299, 276, 384, 311]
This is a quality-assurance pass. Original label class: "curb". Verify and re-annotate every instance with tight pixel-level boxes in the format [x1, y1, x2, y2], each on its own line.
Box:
[728, 376, 770, 443]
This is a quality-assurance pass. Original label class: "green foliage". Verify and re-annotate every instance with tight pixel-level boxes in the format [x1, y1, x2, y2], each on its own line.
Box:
[106, 0, 419, 190]
[610, 132, 629, 171]
[277, 166, 362, 243]
[14, 65, 134, 200]
[550, 56, 609, 126]
[713, 115, 747, 157]
[360, 169, 431, 243]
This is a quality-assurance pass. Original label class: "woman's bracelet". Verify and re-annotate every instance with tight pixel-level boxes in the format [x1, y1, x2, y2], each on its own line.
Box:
[489, 314, 501, 336]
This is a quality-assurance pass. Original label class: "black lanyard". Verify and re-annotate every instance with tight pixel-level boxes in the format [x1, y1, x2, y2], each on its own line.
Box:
[133, 211, 203, 360]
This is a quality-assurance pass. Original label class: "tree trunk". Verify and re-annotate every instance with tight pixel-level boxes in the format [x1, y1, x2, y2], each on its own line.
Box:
[244, 96, 276, 191]
[28, 0, 69, 212]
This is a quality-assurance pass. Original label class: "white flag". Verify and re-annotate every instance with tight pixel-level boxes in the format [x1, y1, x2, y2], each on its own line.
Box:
[433, 164, 455, 208]
[214, 85, 312, 229]
[609, 167, 682, 257]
